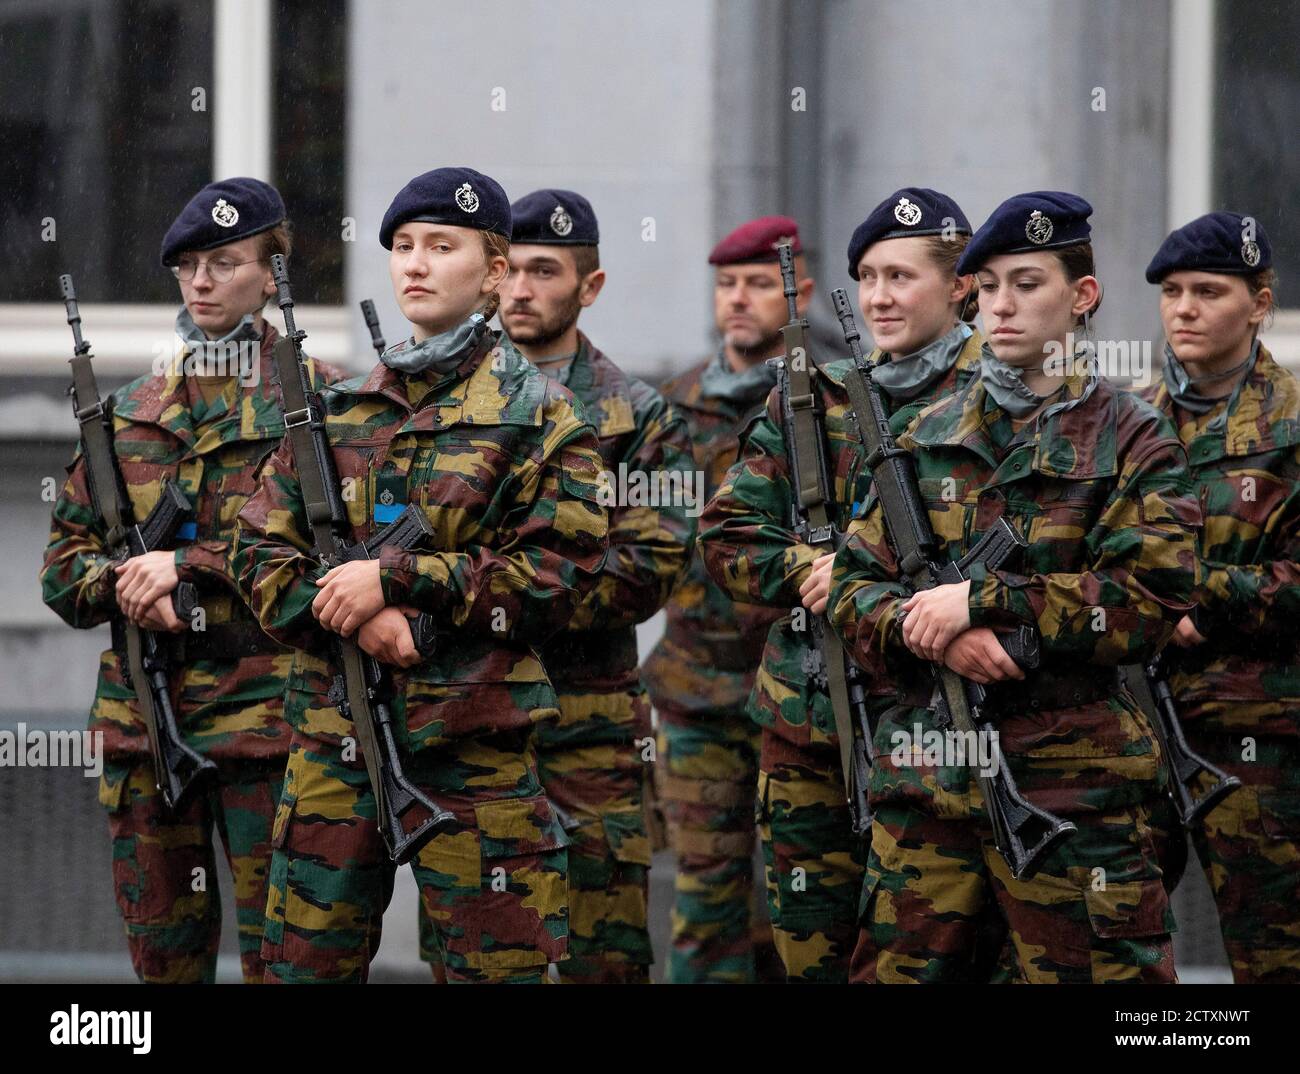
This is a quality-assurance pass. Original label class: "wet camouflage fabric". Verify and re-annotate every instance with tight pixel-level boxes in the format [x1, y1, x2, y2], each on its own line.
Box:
[853, 799, 1178, 983]
[41, 325, 342, 762]
[1143, 344, 1300, 982]
[643, 352, 781, 983]
[416, 333, 695, 981]
[40, 326, 341, 985]
[103, 758, 284, 983]
[1141, 346, 1300, 733]
[829, 370, 1202, 982]
[700, 335, 981, 980]
[231, 329, 609, 752]
[1183, 733, 1300, 982]
[263, 729, 567, 983]
[233, 330, 607, 980]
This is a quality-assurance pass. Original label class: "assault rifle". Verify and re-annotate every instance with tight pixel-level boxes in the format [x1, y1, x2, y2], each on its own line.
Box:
[60, 273, 215, 811]
[770, 242, 873, 836]
[270, 255, 454, 864]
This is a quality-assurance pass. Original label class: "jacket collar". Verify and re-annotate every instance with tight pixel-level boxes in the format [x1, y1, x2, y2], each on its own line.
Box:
[1148, 343, 1300, 460]
[562, 332, 637, 437]
[113, 321, 289, 450]
[907, 367, 1117, 480]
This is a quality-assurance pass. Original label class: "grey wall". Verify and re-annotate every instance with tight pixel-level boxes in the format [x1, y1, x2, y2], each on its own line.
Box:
[346, 0, 719, 380]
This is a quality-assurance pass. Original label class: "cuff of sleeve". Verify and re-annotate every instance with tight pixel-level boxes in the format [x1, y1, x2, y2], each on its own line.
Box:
[965, 562, 1027, 630]
[378, 545, 416, 605]
[174, 542, 227, 584]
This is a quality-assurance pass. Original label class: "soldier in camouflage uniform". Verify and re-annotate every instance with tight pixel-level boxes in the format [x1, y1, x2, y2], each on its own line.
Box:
[700, 189, 983, 981]
[40, 178, 343, 983]
[232, 168, 609, 984]
[829, 192, 1202, 983]
[412, 188, 694, 983]
[642, 217, 802, 983]
[1142, 212, 1300, 983]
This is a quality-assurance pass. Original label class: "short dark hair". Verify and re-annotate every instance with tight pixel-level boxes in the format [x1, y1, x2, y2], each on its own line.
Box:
[571, 244, 600, 279]
[1053, 241, 1102, 322]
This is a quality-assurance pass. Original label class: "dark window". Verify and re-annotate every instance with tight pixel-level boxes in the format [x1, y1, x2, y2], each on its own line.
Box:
[272, 0, 346, 305]
[1214, 1, 1299, 306]
[0, 0, 214, 304]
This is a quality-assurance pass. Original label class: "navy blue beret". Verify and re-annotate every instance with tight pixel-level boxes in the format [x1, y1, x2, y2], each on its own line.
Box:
[847, 188, 971, 279]
[511, 189, 599, 245]
[159, 177, 285, 266]
[956, 191, 1093, 275]
[380, 167, 511, 249]
[1145, 211, 1272, 283]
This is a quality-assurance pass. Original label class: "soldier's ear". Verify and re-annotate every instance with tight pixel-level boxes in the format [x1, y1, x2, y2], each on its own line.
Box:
[579, 268, 606, 308]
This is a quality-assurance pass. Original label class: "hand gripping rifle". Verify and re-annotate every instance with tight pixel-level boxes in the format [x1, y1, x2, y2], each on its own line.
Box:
[270, 255, 455, 865]
[360, 299, 387, 360]
[830, 287, 1077, 879]
[770, 243, 873, 837]
[59, 274, 215, 811]
[1136, 653, 1241, 827]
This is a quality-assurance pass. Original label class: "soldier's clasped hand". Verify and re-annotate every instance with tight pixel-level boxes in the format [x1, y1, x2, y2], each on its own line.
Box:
[799, 552, 835, 614]
[899, 579, 971, 662]
[312, 559, 386, 636]
[115, 550, 180, 623]
[940, 627, 1025, 684]
[356, 606, 423, 667]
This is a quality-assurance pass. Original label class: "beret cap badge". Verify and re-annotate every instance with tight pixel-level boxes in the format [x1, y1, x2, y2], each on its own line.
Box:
[1025, 210, 1053, 245]
[893, 197, 923, 227]
[550, 205, 573, 237]
[455, 182, 480, 213]
[1241, 240, 1261, 268]
[211, 198, 239, 228]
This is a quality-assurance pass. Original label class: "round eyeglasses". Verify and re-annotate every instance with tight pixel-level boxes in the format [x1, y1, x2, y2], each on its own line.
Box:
[171, 256, 266, 283]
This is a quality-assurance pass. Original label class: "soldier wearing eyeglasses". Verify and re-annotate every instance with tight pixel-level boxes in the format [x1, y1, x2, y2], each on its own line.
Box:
[40, 177, 342, 983]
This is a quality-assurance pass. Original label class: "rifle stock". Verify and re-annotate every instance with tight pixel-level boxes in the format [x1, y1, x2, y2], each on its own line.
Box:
[1138, 656, 1241, 828]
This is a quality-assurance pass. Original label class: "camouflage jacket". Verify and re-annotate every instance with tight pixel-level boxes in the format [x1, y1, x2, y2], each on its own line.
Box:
[700, 331, 982, 747]
[231, 329, 610, 752]
[40, 324, 343, 761]
[828, 371, 1202, 816]
[642, 352, 784, 715]
[1142, 344, 1300, 736]
[538, 333, 694, 717]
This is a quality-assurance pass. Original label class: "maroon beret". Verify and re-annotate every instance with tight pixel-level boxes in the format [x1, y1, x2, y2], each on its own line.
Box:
[708, 215, 802, 265]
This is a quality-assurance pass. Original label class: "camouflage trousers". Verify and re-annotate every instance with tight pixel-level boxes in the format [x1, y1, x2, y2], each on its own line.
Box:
[100, 756, 284, 984]
[262, 728, 568, 984]
[851, 799, 1177, 984]
[757, 730, 867, 982]
[417, 695, 655, 983]
[1185, 730, 1300, 983]
[655, 700, 768, 983]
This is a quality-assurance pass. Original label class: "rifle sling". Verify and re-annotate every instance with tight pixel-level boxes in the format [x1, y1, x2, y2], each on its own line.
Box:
[781, 332, 856, 797]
